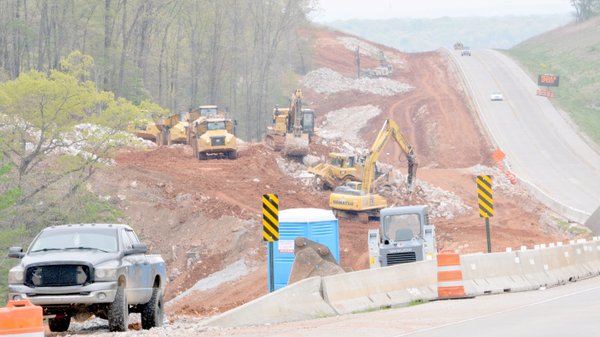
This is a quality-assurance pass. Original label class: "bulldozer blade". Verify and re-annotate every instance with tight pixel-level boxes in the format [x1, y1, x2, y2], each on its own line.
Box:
[288, 237, 344, 285]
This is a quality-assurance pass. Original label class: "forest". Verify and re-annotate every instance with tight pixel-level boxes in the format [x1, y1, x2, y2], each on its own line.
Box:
[0, 0, 315, 303]
[0, 0, 315, 141]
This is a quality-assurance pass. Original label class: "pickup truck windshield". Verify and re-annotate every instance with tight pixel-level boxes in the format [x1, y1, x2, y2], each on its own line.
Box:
[29, 228, 118, 253]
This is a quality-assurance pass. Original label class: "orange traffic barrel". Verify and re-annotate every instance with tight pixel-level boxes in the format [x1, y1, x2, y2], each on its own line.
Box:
[437, 250, 466, 299]
[0, 299, 44, 337]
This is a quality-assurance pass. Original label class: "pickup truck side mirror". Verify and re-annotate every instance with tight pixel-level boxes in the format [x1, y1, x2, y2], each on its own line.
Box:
[125, 243, 148, 256]
[8, 246, 24, 258]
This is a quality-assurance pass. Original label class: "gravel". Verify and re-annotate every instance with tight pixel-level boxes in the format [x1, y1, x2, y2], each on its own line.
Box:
[318, 105, 382, 148]
[337, 37, 406, 68]
[301, 68, 413, 96]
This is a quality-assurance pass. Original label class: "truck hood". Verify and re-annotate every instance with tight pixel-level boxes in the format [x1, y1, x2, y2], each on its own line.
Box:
[19, 250, 120, 267]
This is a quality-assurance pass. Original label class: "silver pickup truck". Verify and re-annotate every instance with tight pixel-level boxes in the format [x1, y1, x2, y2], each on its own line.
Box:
[7, 223, 166, 332]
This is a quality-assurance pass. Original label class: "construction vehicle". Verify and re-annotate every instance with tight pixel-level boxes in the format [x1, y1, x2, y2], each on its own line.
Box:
[265, 89, 315, 157]
[328, 119, 416, 222]
[190, 116, 237, 160]
[127, 110, 167, 144]
[367, 205, 436, 268]
[308, 152, 366, 189]
[363, 50, 393, 78]
[155, 110, 197, 145]
[185, 105, 224, 144]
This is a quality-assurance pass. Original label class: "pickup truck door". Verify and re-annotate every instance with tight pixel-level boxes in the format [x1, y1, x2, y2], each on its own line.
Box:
[121, 229, 151, 304]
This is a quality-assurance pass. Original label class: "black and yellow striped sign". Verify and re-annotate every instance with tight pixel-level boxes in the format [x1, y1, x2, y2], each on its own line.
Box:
[477, 175, 494, 218]
[262, 194, 279, 242]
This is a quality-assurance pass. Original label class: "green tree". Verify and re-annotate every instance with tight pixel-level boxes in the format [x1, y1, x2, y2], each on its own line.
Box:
[0, 53, 148, 229]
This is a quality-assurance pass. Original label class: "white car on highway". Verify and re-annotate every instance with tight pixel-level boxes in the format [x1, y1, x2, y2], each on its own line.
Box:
[490, 92, 504, 101]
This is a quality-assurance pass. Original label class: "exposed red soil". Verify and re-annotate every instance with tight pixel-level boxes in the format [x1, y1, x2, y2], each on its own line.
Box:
[91, 25, 583, 318]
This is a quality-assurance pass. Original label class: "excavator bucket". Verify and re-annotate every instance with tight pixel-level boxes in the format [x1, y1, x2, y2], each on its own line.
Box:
[282, 133, 309, 157]
[288, 237, 345, 285]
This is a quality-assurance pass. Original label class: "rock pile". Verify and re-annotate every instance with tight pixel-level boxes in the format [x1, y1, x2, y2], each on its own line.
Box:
[301, 67, 413, 96]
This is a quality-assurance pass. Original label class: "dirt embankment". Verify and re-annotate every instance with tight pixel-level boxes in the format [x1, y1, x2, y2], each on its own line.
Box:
[91, 25, 583, 318]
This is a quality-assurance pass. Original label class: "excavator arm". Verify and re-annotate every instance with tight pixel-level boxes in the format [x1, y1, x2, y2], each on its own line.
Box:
[362, 119, 416, 194]
[288, 89, 303, 136]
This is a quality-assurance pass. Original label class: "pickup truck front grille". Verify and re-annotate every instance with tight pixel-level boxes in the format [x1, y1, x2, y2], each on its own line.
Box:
[25, 265, 91, 287]
[210, 136, 225, 146]
[386, 252, 417, 265]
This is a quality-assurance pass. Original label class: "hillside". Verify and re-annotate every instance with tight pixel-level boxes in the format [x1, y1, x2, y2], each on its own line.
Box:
[506, 16, 600, 146]
[81, 24, 586, 323]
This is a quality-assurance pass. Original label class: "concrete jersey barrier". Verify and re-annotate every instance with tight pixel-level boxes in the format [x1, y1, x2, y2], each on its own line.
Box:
[205, 239, 600, 327]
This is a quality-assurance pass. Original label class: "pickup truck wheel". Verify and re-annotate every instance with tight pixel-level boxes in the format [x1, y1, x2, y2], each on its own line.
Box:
[48, 315, 71, 332]
[141, 287, 164, 329]
[108, 284, 128, 332]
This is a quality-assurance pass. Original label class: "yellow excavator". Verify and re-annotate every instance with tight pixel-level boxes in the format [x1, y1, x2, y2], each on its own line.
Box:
[265, 89, 315, 157]
[329, 119, 416, 222]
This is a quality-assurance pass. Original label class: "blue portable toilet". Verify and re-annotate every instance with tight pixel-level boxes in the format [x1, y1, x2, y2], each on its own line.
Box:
[267, 208, 339, 291]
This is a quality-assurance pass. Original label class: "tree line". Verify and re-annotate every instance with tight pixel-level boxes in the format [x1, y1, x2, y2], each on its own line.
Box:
[571, 0, 600, 22]
[0, 1, 315, 301]
[0, 0, 315, 141]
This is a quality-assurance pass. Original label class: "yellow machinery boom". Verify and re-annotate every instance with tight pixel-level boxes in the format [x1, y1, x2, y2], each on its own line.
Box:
[329, 119, 416, 222]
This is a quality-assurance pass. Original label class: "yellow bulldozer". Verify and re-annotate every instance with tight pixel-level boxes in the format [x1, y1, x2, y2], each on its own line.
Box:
[265, 89, 315, 157]
[308, 152, 366, 189]
[329, 119, 416, 223]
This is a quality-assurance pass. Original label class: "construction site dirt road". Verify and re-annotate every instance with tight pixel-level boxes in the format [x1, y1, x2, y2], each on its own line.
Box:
[79, 25, 586, 334]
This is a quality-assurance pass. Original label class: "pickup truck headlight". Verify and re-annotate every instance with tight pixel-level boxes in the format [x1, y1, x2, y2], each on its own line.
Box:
[8, 268, 24, 284]
[94, 266, 118, 281]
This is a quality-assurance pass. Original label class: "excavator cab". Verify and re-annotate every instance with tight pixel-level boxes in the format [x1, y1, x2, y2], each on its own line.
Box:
[301, 108, 315, 135]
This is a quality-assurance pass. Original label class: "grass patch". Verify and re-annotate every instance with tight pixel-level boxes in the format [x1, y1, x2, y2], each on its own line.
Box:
[504, 18, 600, 146]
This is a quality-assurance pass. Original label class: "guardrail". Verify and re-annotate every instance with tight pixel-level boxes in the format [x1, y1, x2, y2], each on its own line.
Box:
[204, 238, 600, 327]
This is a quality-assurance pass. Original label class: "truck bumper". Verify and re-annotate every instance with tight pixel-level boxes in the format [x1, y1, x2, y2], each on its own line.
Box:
[8, 281, 118, 305]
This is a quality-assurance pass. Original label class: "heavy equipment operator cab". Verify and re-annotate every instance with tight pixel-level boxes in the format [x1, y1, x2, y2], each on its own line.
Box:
[199, 105, 219, 117]
[301, 108, 315, 135]
[368, 205, 436, 268]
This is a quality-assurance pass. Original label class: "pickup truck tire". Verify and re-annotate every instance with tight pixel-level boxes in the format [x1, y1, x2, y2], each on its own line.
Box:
[108, 284, 128, 332]
[141, 287, 164, 329]
[49, 315, 71, 332]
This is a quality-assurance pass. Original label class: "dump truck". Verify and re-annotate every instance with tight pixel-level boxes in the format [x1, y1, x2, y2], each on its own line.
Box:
[367, 205, 436, 268]
[265, 89, 315, 157]
[127, 117, 162, 144]
[155, 110, 198, 145]
[329, 119, 416, 222]
[190, 116, 237, 160]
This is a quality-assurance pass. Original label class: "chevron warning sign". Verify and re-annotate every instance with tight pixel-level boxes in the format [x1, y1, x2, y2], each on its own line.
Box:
[477, 175, 494, 218]
[262, 194, 279, 242]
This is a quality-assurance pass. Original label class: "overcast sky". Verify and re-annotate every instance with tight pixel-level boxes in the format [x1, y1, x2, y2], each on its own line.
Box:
[312, 0, 573, 21]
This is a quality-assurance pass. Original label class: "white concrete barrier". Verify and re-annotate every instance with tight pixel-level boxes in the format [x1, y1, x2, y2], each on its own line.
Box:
[515, 249, 554, 288]
[460, 251, 533, 296]
[203, 276, 336, 327]
[205, 241, 600, 327]
[321, 260, 437, 315]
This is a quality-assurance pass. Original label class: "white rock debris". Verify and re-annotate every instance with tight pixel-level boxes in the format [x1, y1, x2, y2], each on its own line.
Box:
[301, 67, 413, 96]
[318, 105, 381, 148]
[337, 37, 406, 67]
